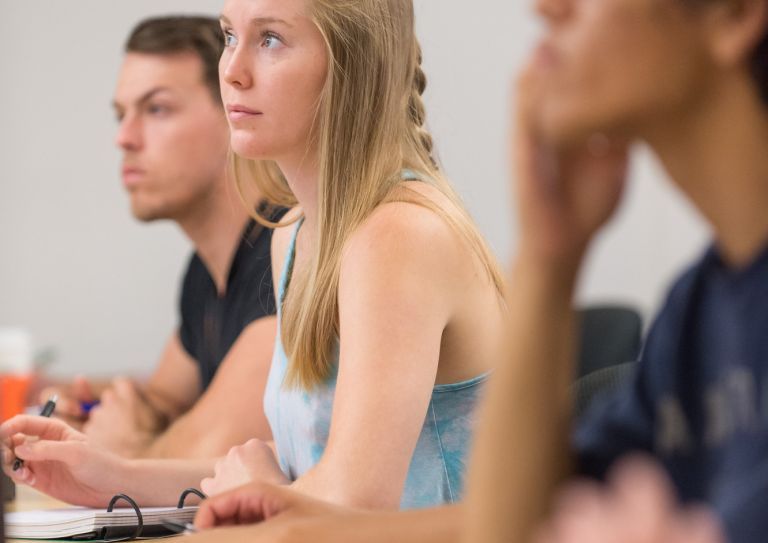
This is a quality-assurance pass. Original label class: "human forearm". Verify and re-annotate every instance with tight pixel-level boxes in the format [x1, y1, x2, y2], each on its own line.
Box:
[186, 504, 463, 543]
[140, 413, 237, 459]
[115, 457, 216, 506]
[351, 505, 463, 543]
[464, 255, 580, 543]
[139, 382, 192, 424]
[140, 322, 275, 459]
[136, 334, 201, 424]
[84, 336, 203, 459]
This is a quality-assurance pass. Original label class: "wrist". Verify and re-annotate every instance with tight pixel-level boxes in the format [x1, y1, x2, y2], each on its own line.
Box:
[512, 246, 584, 294]
[128, 434, 157, 459]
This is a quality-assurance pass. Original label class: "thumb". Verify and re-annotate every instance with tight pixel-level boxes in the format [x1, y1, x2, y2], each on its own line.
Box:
[111, 377, 139, 401]
[73, 376, 96, 403]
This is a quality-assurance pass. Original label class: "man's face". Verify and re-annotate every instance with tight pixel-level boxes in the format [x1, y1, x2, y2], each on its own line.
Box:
[531, 0, 712, 145]
[113, 52, 230, 222]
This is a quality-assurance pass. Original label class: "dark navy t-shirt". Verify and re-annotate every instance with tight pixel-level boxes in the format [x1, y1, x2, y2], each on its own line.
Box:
[179, 205, 286, 391]
[575, 242, 768, 543]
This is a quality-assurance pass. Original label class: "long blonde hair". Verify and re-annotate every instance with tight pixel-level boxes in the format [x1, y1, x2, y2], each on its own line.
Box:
[233, 0, 504, 389]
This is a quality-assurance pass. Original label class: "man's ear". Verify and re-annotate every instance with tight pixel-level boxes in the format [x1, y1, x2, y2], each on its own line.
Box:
[703, 0, 768, 67]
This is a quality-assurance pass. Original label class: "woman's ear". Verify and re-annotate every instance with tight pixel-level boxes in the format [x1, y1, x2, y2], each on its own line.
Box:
[703, 0, 768, 67]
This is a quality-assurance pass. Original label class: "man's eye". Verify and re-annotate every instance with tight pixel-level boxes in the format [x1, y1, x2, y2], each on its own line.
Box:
[147, 104, 170, 115]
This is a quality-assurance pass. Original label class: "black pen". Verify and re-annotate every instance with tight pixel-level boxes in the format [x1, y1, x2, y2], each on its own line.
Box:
[12, 394, 58, 471]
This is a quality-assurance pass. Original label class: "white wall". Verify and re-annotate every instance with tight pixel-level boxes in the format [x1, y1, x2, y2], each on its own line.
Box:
[0, 1, 709, 377]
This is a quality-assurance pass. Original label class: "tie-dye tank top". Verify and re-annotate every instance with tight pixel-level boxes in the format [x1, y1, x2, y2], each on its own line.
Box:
[263, 187, 489, 509]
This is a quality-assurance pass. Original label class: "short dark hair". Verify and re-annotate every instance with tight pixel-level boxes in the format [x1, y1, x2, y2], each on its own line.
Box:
[685, 1, 768, 104]
[125, 16, 224, 104]
[752, 30, 768, 104]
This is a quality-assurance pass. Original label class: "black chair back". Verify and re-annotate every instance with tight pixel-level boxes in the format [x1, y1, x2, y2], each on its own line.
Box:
[574, 361, 638, 419]
[577, 305, 643, 377]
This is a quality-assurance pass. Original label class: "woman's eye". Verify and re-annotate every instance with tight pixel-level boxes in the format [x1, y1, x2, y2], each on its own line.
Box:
[224, 31, 238, 48]
[262, 33, 284, 50]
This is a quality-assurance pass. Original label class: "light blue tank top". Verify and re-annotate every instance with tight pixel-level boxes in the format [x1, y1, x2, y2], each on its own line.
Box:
[263, 203, 489, 509]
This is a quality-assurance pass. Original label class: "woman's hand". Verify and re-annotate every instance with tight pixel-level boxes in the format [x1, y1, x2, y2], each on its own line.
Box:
[513, 61, 630, 270]
[194, 481, 346, 530]
[184, 482, 366, 543]
[201, 439, 289, 496]
[534, 457, 726, 543]
[1, 415, 128, 507]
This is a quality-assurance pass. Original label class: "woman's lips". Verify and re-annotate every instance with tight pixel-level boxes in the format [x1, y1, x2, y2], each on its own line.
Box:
[226, 104, 263, 122]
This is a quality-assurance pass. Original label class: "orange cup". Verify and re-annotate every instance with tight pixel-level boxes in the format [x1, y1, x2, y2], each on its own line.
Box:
[0, 374, 33, 422]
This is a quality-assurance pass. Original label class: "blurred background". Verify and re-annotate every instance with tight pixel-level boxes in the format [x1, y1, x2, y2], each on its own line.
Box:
[0, 1, 709, 378]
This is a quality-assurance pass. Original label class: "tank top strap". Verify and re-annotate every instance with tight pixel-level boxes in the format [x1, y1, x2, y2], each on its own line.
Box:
[278, 171, 417, 306]
[277, 217, 304, 308]
[401, 168, 423, 182]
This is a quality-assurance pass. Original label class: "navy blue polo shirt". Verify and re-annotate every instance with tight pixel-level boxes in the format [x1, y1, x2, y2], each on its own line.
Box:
[575, 241, 768, 543]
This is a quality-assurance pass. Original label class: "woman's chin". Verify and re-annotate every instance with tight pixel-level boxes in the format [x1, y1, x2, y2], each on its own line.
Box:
[229, 130, 275, 160]
[230, 139, 274, 161]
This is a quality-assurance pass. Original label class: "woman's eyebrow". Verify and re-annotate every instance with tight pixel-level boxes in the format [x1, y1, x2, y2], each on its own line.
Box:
[219, 14, 293, 28]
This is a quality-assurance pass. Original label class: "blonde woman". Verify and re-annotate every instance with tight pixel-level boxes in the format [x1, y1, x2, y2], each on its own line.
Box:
[129, 0, 768, 539]
[1, 0, 505, 512]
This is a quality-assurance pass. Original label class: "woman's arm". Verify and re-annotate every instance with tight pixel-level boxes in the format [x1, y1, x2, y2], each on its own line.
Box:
[291, 202, 466, 508]
[191, 482, 463, 543]
[464, 257, 579, 542]
[2, 415, 216, 507]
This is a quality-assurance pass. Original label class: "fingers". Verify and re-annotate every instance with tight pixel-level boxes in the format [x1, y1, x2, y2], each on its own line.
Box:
[14, 438, 87, 465]
[0, 414, 77, 441]
[202, 453, 242, 496]
[2, 437, 85, 487]
[206, 440, 287, 495]
[72, 376, 97, 403]
[513, 61, 547, 185]
[515, 56, 545, 135]
[39, 386, 83, 419]
[2, 434, 32, 480]
[111, 377, 138, 401]
[200, 477, 215, 496]
[84, 382, 126, 426]
[536, 457, 727, 543]
[194, 483, 289, 530]
[672, 505, 727, 543]
[543, 480, 616, 543]
[608, 454, 677, 538]
[5, 462, 36, 486]
[91, 378, 153, 425]
[194, 487, 267, 529]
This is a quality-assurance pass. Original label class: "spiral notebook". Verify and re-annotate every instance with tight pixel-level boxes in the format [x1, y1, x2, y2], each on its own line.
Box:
[4, 489, 204, 541]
